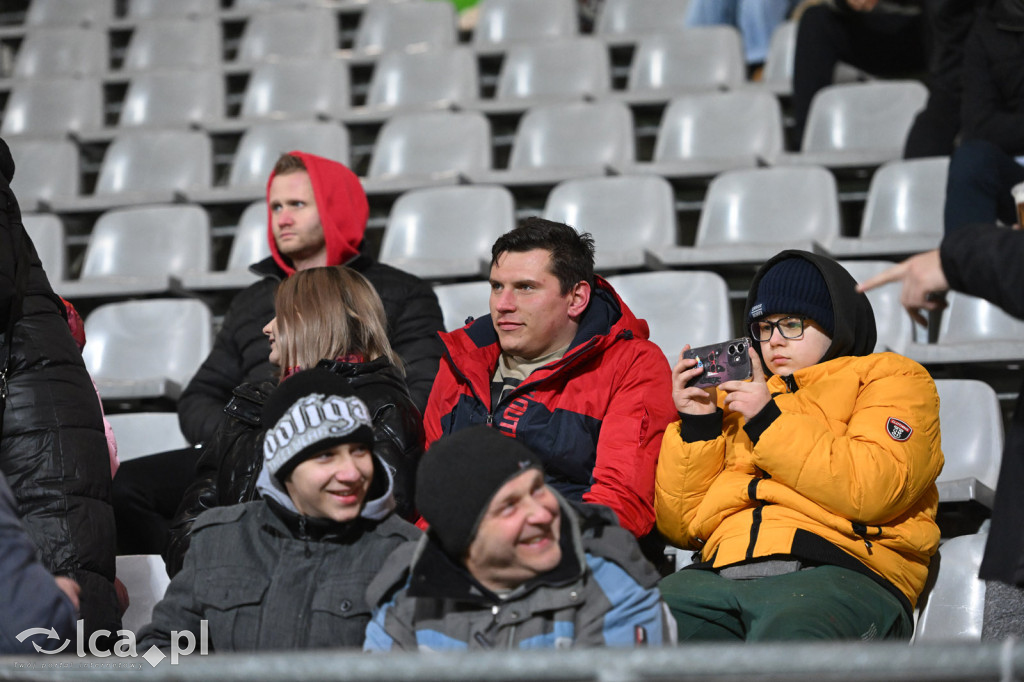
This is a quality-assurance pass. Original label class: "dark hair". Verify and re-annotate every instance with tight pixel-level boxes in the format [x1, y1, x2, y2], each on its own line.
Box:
[272, 153, 306, 176]
[490, 217, 595, 295]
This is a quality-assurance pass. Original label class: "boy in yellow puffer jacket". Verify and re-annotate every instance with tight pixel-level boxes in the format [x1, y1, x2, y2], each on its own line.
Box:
[655, 250, 943, 641]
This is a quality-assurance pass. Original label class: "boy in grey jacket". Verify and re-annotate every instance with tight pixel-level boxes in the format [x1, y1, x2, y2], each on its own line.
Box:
[139, 368, 420, 652]
[364, 426, 675, 650]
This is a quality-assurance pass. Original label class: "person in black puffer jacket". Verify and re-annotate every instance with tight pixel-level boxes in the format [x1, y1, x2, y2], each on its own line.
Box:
[0, 137, 119, 642]
[163, 265, 423, 577]
[176, 151, 443, 447]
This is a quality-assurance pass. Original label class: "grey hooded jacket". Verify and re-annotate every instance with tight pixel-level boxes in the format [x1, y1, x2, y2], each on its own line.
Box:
[138, 453, 420, 652]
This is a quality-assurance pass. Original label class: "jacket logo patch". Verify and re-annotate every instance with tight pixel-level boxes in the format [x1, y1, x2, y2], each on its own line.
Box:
[886, 417, 912, 442]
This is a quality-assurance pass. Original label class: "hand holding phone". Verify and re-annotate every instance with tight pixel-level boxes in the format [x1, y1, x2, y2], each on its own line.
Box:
[682, 338, 753, 389]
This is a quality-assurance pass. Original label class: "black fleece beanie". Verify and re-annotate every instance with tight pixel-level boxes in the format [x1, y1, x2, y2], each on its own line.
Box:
[416, 426, 542, 559]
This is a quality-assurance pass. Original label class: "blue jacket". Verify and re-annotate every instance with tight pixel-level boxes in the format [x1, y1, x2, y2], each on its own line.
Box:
[364, 498, 675, 650]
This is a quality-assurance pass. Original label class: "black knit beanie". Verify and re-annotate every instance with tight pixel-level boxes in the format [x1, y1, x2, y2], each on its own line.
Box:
[416, 426, 543, 559]
[748, 257, 834, 336]
[261, 368, 375, 483]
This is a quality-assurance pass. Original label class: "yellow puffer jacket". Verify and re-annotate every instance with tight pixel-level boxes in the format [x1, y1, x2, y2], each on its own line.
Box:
[655, 351, 943, 609]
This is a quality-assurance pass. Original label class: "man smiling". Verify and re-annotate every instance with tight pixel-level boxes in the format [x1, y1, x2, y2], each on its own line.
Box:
[364, 426, 674, 650]
[139, 369, 419, 652]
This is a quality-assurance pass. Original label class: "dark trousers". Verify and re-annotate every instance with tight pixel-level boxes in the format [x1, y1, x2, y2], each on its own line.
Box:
[792, 4, 927, 149]
[659, 565, 912, 641]
[111, 446, 202, 555]
[944, 138, 1024, 233]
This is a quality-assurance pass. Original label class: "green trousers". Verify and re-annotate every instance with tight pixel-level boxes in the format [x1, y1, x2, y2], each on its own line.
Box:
[659, 565, 913, 641]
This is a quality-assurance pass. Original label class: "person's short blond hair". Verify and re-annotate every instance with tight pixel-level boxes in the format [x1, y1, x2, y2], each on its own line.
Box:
[272, 266, 401, 379]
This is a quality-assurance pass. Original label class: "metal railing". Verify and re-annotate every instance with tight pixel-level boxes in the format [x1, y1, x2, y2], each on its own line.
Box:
[2, 640, 1023, 682]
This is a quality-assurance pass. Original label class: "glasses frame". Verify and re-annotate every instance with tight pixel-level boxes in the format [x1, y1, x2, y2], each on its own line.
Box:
[750, 316, 808, 342]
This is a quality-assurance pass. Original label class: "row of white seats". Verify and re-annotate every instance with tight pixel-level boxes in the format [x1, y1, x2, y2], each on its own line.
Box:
[25, 157, 952, 294]
[1, 29, 757, 130]
[5, 0, 697, 51]
[7, 82, 927, 213]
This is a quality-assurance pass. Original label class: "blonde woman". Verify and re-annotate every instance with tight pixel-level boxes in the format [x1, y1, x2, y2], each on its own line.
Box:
[165, 266, 423, 577]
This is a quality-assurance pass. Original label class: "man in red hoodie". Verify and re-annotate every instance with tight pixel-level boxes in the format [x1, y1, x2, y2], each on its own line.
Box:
[113, 153, 442, 556]
[423, 218, 676, 563]
[177, 152, 444, 446]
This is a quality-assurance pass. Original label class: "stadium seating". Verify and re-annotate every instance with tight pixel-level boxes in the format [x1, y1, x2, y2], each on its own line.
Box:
[59, 204, 211, 299]
[83, 297, 213, 402]
[826, 156, 948, 258]
[646, 165, 840, 267]
[380, 185, 515, 280]
[615, 89, 784, 179]
[472, 0, 578, 48]
[605, 270, 732, 363]
[543, 175, 677, 272]
[616, 27, 745, 104]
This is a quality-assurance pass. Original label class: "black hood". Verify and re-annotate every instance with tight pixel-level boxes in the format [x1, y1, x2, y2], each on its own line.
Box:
[745, 250, 876, 377]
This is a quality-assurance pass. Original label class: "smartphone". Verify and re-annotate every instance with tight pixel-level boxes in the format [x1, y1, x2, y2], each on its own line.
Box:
[683, 338, 753, 388]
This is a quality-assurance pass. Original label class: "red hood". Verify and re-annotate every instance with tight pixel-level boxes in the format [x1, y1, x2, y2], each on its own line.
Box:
[266, 151, 369, 275]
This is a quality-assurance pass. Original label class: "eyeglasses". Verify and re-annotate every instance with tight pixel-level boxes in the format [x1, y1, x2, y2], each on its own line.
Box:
[750, 316, 807, 342]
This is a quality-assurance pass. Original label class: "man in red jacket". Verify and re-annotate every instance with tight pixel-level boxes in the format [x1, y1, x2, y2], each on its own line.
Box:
[423, 218, 676, 557]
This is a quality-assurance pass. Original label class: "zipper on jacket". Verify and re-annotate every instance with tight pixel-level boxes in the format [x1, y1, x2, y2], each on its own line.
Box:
[298, 515, 312, 558]
[784, 375, 799, 393]
[745, 478, 764, 561]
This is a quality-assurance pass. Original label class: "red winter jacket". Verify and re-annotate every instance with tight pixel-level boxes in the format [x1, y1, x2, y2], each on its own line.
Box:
[423, 277, 676, 537]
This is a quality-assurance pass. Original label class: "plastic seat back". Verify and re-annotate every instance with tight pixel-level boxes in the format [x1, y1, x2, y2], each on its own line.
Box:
[12, 27, 108, 79]
[495, 37, 611, 102]
[116, 555, 171, 635]
[6, 138, 80, 209]
[241, 57, 350, 119]
[126, 0, 219, 19]
[938, 291, 1024, 345]
[354, 1, 457, 55]
[596, 0, 691, 37]
[696, 166, 840, 247]
[1, 78, 103, 137]
[509, 101, 634, 170]
[433, 281, 492, 331]
[380, 185, 515, 278]
[761, 21, 795, 93]
[106, 413, 190, 462]
[605, 271, 731, 362]
[543, 175, 676, 270]
[368, 111, 491, 179]
[237, 7, 337, 62]
[654, 90, 784, 163]
[22, 214, 66, 283]
[860, 157, 949, 240]
[83, 298, 213, 397]
[26, 0, 112, 26]
[229, 122, 350, 187]
[473, 0, 578, 46]
[366, 47, 478, 110]
[628, 27, 745, 94]
[802, 81, 928, 154]
[228, 202, 272, 271]
[914, 531, 987, 642]
[95, 129, 212, 196]
[122, 18, 222, 71]
[933, 379, 1003, 507]
[119, 69, 225, 128]
[80, 204, 211, 280]
[838, 260, 915, 354]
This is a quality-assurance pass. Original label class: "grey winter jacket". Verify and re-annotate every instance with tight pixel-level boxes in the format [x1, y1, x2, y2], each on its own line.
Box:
[364, 499, 675, 650]
[139, 454, 421, 652]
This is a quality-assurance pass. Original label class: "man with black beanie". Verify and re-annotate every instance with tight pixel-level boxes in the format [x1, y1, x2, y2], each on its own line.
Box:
[364, 426, 675, 650]
[139, 368, 420, 653]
